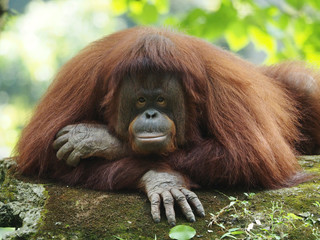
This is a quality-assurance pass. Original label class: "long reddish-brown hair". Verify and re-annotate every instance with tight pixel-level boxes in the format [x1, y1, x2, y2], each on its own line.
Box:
[16, 27, 311, 190]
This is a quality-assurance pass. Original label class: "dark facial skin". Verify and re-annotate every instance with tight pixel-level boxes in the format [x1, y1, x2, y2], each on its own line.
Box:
[116, 74, 186, 154]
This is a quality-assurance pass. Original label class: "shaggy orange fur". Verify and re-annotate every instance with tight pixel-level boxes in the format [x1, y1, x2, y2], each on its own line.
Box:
[16, 27, 318, 190]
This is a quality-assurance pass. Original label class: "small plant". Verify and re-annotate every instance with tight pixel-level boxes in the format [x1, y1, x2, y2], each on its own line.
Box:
[169, 225, 196, 240]
[244, 192, 256, 200]
[209, 193, 250, 229]
[312, 227, 320, 239]
[220, 228, 245, 239]
[208, 192, 320, 240]
[313, 201, 320, 208]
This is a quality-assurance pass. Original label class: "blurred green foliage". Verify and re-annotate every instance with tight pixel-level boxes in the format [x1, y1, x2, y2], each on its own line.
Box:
[0, 0, 320, 157]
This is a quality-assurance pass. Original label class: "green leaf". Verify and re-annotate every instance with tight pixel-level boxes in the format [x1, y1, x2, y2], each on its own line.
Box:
[278, 14, 290, 29]
[169, 225, 196, 240]
[130, 3, 159, 24]
[285, 0, 305, 10]
[230, 231, 245, 235]
[249, 26, 276, 53]
[163, 16, 180, 26]
[111, 0, 128, 15]
[287, 213, 303, 220]
[129, 0, 144, 14]
[309, 0, 320, 9]
[0, 228, 16, 238]
[220, 228, 245, 239]
[228, 228, 243, 232]
[220, 233, 237, 239]
[294, 18, 312, 47]
[154, 0, 169, 14]
[203, 3, 237, 40]
[228, 196, 237, 201]
[225, 22, 249, 51]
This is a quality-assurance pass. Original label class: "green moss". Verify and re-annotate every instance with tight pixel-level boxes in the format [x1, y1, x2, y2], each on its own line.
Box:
[31, 185, 224, 239]
[1, 156, 319, 239]
[32, 157, 319, 239]
[0, 160, 17, 202]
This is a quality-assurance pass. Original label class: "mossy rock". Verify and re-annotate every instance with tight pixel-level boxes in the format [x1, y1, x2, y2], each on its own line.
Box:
[0, 156, 319, 240]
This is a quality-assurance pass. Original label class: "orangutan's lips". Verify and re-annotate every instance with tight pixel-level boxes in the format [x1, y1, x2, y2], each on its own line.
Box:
[136, 133, 168, 142]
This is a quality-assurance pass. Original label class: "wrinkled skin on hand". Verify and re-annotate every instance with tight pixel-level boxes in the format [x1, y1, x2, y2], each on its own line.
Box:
[140, 170, 205, 226]
[53, 123, 125, 167]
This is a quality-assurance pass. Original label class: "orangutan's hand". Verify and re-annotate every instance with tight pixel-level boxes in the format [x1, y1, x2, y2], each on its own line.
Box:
[140, 170, 205, 226]
[53, 123, 125, 166]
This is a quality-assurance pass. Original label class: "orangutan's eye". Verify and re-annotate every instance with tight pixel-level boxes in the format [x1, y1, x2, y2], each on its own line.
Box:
[157, 97, 166, 106]
[136, 97, 146, 107]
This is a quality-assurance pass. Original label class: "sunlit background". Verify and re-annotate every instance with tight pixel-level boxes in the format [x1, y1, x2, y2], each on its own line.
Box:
[1, 0, 320, 158]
